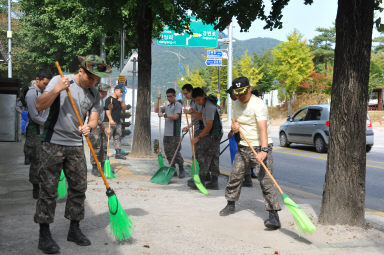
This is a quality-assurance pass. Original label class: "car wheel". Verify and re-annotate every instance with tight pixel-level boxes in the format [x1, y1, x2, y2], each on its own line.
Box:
[315, 136, 327, 153]
[366, 145, 372, 153]
[279, 132, 290, 147]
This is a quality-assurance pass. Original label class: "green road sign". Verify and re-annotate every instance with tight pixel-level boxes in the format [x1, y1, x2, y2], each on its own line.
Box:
[157, 16, 218, 48]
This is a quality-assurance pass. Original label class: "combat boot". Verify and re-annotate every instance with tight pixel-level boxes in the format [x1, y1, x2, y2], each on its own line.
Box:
[219, 201, 235, 216]
[187, 174, 205, 189]
[91, 164, 101, 177]
[67, 220, 91, 246]
[264, 210, 281, 230]
[33, 184, 40, 199]
[38, 223, 60, 254]
[187, 178, 195, 189]
[205, 175, 219, 190]
[178, 165, 185, 179]
[115, 149, 126, 160]
[243, 174, 253, 187]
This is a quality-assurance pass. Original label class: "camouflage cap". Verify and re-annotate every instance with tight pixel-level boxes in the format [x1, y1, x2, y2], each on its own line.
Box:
[78, 55, 112, 78]
[97, 83, 109, 92]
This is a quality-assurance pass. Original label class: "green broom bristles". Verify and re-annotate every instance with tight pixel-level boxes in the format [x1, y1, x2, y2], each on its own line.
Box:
[57, 170, 67, 199]
[104, 159, 115, 179]
[281, 193, 316, 234]
[107, 188, 133, 241]
[191, 159, 208, 195]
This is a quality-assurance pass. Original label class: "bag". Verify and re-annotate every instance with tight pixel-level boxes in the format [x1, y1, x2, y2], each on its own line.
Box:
[206, 94, 218, 105]
[20, 86, 30, 108]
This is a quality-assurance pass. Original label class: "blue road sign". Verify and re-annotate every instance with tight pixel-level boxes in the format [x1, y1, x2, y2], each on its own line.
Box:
[205, 59, 222, 66]
[207, 50, 223, 58]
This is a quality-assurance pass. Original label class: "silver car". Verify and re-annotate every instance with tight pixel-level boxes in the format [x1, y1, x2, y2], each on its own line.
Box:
[279, 104, 374, 153]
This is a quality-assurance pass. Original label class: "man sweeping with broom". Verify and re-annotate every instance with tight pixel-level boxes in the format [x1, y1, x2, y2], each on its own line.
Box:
[219, 76, 282, 230]
[35, 55, 111, 254]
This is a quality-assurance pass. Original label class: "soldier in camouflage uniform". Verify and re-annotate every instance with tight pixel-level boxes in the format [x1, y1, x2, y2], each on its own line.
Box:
[155, 88, 185, 178]
[103, 84, 128, 160]
[89, 83, 109, 176]
[181, 84, 205, 185]
[34, 55, 111, 254]
[190, 87, 223, 190]
[24, 69, 53, 199]
[219, 77, 281, 231]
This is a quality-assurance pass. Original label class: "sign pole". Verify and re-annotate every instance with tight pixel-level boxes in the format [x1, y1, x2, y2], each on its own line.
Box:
[227, 22, 233, 127]
[7, 0, 12, 78]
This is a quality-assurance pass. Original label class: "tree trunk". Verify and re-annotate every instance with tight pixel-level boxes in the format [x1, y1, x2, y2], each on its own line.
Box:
[319, 0, 373, 226]
[131, 2, 153, 156]
[287, 94, 293, 116]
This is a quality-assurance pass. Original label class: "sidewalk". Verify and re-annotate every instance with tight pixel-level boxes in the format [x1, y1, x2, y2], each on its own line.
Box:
[1, 140, 384, 255]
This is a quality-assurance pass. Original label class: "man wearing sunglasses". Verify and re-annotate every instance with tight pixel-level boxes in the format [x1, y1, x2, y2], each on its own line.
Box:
[35, 55, 111, 254]
[219, 76, 281, 231]
[155, 88, 185, 178]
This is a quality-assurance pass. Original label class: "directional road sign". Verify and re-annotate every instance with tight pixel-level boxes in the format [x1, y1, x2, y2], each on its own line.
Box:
[205, 59, 222, 66]
[157, 16, 218, 48]
[207, 50, 223, 58]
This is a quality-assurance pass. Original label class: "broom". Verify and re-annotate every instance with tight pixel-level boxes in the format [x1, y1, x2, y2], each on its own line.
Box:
[233, 119, 316, 234]
[57, 169, 67, 199]
[104, 98, 115, 179]
[157, 90, 165, 168]
[56, 62, 133, 240]
[184, 109, 208, 195]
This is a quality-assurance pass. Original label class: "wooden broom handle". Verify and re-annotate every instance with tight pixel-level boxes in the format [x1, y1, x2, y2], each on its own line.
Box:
[106, 98, 112, 156]
[56, 61, 110, 189]
[184, 109, 196, 160]
[232, 118, 283, 194]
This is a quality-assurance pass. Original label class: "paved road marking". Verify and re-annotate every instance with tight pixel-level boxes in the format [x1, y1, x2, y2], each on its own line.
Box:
[274, 147, 384, 170]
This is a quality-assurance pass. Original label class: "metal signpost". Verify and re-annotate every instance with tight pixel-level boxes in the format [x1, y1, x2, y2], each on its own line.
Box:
[205, 59, 222, 67]
[156, 16, 218, 48]
[207, 50, 223, 58]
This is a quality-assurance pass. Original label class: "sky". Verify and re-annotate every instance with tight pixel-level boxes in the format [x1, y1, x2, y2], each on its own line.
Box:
[232, 0, 381, 42]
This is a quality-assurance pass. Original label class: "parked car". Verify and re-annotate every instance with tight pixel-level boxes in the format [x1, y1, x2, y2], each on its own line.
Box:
[279, 104, 374, 153]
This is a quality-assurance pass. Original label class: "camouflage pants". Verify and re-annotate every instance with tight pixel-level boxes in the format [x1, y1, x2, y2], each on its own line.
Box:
[24, 135, 33, 161]
[224, 144, 281, 211]
[34, 142, 87, 224]
[89, 125, 107, 165]
[163, 136, 184, 168]
[24, 135, 41, 184]
[197, 133, 223, 177]
[102, 122, 122, 151]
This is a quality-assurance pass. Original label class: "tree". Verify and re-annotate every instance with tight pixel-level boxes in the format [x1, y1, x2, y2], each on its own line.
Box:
[13, 0, 129, 83]
[271, 30, 314, 115]
[234, 50, 264, 87]
[369, 52, 384, 93]
[179, 68, 207, 88]
[309, 26, 336, 75]
[318, 0, 374, 226]
[253, 51, 277, 95]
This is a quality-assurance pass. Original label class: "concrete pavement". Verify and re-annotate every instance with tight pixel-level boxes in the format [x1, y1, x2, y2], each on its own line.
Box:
[1, 138, 384, 255]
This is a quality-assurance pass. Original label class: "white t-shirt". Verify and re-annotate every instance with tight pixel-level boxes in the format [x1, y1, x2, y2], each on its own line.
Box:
[232, 94, 272, 146]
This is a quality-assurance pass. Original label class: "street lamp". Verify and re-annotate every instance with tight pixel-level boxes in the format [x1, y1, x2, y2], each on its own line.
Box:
[163, 50, 185, 93]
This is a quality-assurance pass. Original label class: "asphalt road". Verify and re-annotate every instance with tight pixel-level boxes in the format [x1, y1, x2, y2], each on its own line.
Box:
[147, 113, 384, 212]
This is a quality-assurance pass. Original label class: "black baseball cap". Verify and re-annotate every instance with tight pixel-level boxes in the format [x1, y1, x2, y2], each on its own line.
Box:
[232, 77, 250, 96]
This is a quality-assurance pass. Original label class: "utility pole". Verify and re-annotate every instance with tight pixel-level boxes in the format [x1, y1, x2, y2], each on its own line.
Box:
[119, 30, 125, 72]
[227, 22, 233, 126]
[131, 56, 137, 128]
[7, 0, 12, 78]
[218, 67, 221, 106]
